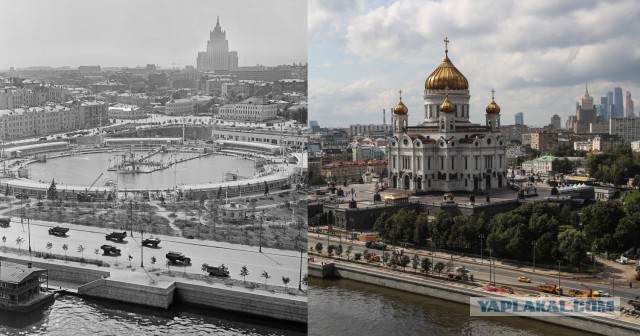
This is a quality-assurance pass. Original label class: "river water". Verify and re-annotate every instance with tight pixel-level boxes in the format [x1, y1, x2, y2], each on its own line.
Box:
[0, 294, 305, 336]
[309, 278, 594, 336]
[26, 152, 256, 190]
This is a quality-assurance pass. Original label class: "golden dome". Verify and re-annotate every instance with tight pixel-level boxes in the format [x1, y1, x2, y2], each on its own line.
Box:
[393, 89, 408, 115]
[393, 99, 408, 115]
[425, 38, 468, 91]
[486, 89, 501, 114]
[440, 93, 455, 114]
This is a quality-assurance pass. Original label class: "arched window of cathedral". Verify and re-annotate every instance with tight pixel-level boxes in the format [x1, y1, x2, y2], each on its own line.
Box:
[403, 139, 409, 146]
[451, 141, 455, 147]
[439, 141, 444, 147]
[391, 141, 396, 147]
[487, 138, 492, 145]
[475, 142, 479, 147]
[415, 141, 420, 147]
[499, 141, 503, 146]
[440, 119, 445, 131]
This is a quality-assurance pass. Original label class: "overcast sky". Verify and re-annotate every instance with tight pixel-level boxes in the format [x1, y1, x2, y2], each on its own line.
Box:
[0, 0, 306, 70]
[309, 0, 640, 128]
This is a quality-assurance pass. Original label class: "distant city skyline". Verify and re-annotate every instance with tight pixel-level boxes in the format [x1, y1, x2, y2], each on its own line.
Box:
[0, 0, 306, 70]
[309, 0, 640, 128]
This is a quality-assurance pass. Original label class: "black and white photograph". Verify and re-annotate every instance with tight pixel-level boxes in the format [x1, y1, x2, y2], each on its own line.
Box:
[0, 0, 308, 335]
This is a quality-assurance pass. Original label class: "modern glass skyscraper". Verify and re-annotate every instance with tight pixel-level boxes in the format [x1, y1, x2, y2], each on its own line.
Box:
[626, 91, 635, 117]
[614, 87, 624, 118]
[515, 112, 524, 125]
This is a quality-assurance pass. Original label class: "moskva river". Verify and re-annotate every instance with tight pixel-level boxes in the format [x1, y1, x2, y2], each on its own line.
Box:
[0, 294, 305, 335]
[309, 278, 593, 336]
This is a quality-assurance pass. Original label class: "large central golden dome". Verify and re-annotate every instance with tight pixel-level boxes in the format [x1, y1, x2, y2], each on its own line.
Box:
[425, 39, 468, 91]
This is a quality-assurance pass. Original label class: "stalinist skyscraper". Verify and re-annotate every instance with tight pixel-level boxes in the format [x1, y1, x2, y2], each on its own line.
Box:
[196, 17, 239, 71]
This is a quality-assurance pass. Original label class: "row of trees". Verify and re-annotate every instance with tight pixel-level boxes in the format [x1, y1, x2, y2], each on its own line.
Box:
[586, 145, 640, 186]
[372, 197, 640, 267]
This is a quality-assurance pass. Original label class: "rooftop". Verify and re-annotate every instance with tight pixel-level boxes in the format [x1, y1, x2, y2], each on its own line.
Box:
[0, 261, 45, 284]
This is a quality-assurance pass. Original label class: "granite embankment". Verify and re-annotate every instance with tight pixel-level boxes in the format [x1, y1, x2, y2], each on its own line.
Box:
[310, 261, 640, 336]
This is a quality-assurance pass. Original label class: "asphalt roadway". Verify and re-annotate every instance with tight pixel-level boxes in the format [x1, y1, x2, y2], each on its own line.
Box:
[1, 217, 306, 286]
[309, 235, 640, 302]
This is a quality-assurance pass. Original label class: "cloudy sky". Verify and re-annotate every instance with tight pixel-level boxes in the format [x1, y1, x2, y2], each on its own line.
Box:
[0, 0, 306, 70]
[309, 0, 640, 128]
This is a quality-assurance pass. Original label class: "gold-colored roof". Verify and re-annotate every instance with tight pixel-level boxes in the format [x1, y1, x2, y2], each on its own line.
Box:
[393, 99, 408, 115]
[440, 93, 455, 114]
[384, 194, 409, 200]
[485, 89, 501, 114]
[426, 38, 468, 91]
[425, 54, 468, 91]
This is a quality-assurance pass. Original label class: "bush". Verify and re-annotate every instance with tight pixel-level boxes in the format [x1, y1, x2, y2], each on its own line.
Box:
[354, 252, 362, 261]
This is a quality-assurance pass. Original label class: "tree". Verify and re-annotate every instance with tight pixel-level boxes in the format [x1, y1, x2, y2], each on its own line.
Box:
[412, 254, 419, 273]
[421, 257, 432, 274]
[2, 236, 5, 248]
[240, 266, 249, 283]
[315, 242, 323, 255]
[282, 276, 290, 289]
[151, 256, 157, 269]
[345, 245, 352, 260]
[47, 179, 58, 200]
[128, 255, 133, 267]
[62, 244, 68, 259]
[77, 245, 85, 260]
[624, 195, 640, 215]
[582, 201, 625, 251]
[558, 228, 588, 266]
[46, 242, 53, 256]
[336, 244, 343, 258]
[614, 215, 640, 251]
[16, 237, 24, 252]
[354, 252, 362, 261]
[261, 270, 271, 285]
[202, 263, 209, 274]
[434, 261, 445, 275]
[94, 248, 100, 261]
[327, 244, 335, 256]
[382, 251, 390, 266]
[400, 255, 411, 271]
[445, 260, 454, 272]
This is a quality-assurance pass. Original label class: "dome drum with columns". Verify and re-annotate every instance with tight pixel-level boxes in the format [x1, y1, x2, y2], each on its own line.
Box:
[388, 38, 507, 193]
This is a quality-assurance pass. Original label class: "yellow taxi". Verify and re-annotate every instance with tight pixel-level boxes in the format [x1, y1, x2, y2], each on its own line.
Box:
[517, 276, 531, 283]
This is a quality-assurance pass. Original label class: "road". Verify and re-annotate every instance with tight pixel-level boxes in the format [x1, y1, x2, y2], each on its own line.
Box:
[309, 235, 639, 301]
[1, 217, 306, 286]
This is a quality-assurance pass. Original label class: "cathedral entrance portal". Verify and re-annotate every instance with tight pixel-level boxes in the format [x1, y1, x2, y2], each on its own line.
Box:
[416, 178, 422, 191]
[485, 175, 491, 189]
[498, 174, 503, 188]
[392, 176, 398, 188]
[473, 176, 479, 190]
[403, 175, 410, 190]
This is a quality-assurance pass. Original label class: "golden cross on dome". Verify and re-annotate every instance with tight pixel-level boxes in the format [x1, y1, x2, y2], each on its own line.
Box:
[491, 88, 495, 100]
[398, 89, 403, 100]
[444, 37, 449, 55]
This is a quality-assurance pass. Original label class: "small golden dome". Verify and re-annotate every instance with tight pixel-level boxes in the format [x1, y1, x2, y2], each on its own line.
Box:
[425, 38, 468, 91]
[440, 93, 455, 114]
[486, 89, 501, 114]
[393, 100, 408, 115]
[393, 89, 408, 115]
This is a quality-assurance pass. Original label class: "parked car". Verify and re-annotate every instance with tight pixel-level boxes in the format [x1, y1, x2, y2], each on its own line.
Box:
[48, 226, 69, 236]
[365, 241, 387, 250]
[105, 231, 127, 242]
[142, 237, 161, 247]
[100, 245, 121, 256]
[15, 194, 29, 200]
[166, 251, 191, 264]
[206, 264, 230, 277]
[0, 217, 10, 227]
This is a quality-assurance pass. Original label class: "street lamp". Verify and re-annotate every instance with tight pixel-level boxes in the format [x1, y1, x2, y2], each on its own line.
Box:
[557, 259, 562, 295]
[129, 200, 133, 237]
[478, 234, 485, 264]
[531, 240, 537, 272]
[298, 247, 303, 291]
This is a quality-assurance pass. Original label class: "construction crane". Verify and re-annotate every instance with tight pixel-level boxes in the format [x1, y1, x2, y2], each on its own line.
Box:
[77, 173, 103, 202]
[581, 283, 594, 297]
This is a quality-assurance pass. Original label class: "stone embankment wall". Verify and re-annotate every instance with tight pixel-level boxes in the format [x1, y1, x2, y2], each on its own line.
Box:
[174, 282, 307, 324]
[310, 262, 640, 336]
[78, 279, 176, 309]
[0, 256, 110, 284]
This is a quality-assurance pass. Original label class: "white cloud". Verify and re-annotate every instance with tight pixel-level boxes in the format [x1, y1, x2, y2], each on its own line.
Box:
[310, 0, 640, 127]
